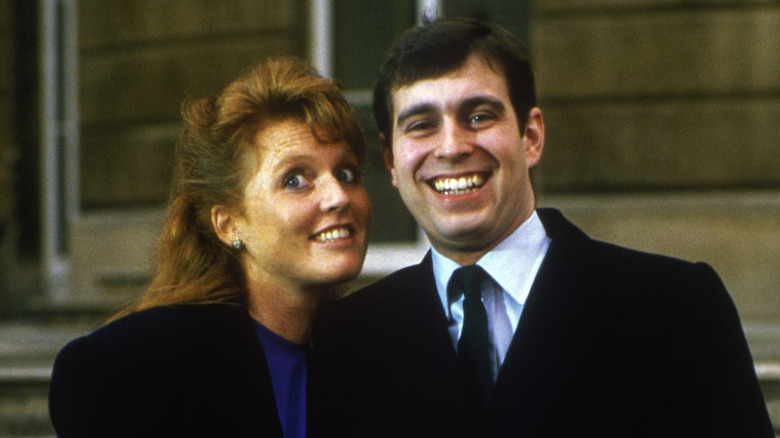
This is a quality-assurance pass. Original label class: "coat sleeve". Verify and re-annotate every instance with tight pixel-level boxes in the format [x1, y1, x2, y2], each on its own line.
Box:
[670, 262, 774, 437]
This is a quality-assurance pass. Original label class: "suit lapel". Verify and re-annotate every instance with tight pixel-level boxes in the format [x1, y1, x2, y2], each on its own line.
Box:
[397, 253, 452, 337]
[390, 253, 463, 389]
[385, 254, 480, 436]
[488, 209, 619, 434]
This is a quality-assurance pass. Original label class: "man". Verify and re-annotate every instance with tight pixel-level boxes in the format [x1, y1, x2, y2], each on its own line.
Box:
[310, 17, 773, 437]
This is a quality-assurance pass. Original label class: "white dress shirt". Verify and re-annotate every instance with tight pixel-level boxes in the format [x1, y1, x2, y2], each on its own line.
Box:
[432, 210, 551, 380]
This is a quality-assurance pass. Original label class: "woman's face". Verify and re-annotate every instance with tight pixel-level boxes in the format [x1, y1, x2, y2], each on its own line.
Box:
[231, 118, 371, 292]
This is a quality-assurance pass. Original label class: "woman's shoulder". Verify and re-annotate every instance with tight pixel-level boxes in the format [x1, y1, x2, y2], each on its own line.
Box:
[56, 303, 249, 367]
[105, 303, 247, 334]
[49, 303, 254, 436]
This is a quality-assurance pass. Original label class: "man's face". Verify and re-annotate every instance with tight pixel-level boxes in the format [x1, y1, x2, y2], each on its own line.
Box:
[383, 55, 544, 264]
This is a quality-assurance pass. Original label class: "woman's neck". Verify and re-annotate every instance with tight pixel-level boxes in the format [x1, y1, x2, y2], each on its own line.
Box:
[245, 279, 328, 345]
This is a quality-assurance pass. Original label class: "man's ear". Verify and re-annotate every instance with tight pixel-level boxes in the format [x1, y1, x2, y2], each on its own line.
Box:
[523, 107, 545, 168]
[379, 133, 399, 187]
[211, 205, 237, 247]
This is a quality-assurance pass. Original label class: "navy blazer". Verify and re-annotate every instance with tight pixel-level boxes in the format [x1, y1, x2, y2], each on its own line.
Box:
[310, 208, 773, 437]
[49, 304, 284, 437]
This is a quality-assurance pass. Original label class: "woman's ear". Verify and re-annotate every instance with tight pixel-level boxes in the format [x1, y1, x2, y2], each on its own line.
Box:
[211, 205, 237, 246]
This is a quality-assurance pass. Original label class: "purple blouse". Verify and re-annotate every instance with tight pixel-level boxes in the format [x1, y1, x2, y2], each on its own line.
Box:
[252, 320, 307, 438]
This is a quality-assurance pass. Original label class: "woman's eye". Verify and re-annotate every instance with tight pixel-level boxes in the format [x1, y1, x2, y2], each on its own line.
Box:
[283, 174, 304, 189]
[337, 168, 357, 183]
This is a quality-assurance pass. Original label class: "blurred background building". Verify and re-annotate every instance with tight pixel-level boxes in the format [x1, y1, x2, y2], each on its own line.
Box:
[0, 0, 778, 435]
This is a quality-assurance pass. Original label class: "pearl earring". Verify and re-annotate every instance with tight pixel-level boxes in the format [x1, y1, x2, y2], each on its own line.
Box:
[231, 237, 243, 250]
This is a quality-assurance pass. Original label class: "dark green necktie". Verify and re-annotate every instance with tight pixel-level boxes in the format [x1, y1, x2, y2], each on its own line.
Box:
[452, 265, 492, 412]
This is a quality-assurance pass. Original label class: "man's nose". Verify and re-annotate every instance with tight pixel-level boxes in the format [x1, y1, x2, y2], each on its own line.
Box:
[433, 118, 473, 160]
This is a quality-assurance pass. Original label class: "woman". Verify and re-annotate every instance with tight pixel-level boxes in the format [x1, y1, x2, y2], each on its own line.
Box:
[48, 57, 371, 437]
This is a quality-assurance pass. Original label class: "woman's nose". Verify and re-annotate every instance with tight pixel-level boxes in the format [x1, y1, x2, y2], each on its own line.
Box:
[320, 177, 350, 212]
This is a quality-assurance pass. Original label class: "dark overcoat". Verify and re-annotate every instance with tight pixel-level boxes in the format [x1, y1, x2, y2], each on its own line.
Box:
[310, 208, 773, 437]
[49, 304, 285, 437]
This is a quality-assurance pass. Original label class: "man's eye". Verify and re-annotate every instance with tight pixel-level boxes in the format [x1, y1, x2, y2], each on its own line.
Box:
[406, 120, 434, 132]
[469, 113, 494, 124]
[284, 174, 304, 189]
[337, 168, 357, 183]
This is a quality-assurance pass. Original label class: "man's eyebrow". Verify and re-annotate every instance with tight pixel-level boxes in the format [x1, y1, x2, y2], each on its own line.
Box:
[395, 103, 437, 128]
[461, 95, 506, 112]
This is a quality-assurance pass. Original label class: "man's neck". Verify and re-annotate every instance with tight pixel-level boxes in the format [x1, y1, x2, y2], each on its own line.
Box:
[431, 209, 535, 266]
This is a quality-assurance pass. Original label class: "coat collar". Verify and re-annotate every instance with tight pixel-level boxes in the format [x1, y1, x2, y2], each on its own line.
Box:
[485, 208, 619, 434]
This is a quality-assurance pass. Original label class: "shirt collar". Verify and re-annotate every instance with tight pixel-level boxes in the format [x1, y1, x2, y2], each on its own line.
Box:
[432, 210, 550, 317]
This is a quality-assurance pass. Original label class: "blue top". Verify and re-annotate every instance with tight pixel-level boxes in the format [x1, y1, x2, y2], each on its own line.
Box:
[252, 320, 307, 438]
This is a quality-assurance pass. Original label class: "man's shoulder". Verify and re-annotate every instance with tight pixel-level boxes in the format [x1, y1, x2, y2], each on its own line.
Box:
[341, 258, 431, 308]
[587, 233, 706, 282]
[362, 260, 429, 291]
[319, 259, 433, 332]
[537, 207, 723, 299]
[539, 208, 699, 269]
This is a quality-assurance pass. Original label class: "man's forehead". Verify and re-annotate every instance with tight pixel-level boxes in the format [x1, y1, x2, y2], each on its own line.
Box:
[391, 59, 509, 115]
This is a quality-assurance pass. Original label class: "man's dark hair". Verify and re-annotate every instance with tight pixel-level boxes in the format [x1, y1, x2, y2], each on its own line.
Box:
[373, 17, 537, 144]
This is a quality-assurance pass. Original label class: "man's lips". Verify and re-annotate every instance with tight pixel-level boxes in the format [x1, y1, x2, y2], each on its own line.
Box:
[427, 173, 488, 194]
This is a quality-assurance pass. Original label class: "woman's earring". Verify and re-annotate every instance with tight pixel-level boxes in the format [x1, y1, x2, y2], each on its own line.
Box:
[231, 237, 243, 250]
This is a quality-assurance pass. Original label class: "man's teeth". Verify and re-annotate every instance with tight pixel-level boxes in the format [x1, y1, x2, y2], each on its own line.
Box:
[432, 174, 485, 194]
[314, 227, 351, 242]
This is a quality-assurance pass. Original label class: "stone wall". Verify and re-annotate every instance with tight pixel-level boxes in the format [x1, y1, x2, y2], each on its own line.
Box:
[532, 1, 780, 192]
[530, 1, 780, 328]
[78, 0, 307, 208]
